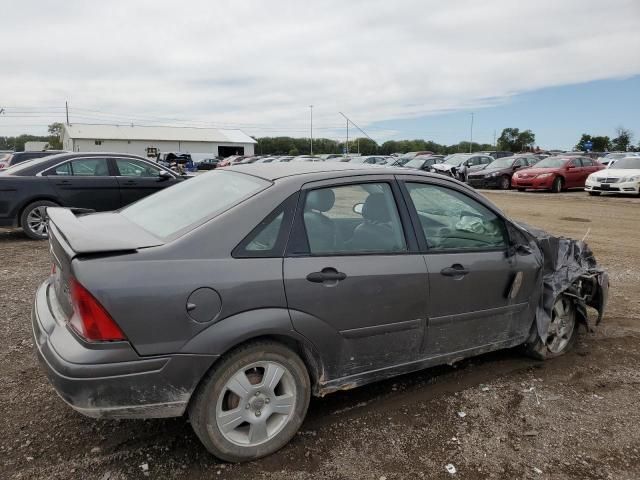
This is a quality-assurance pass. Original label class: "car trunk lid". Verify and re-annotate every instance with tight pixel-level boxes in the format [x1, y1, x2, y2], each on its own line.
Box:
[47, 208, 164, 319]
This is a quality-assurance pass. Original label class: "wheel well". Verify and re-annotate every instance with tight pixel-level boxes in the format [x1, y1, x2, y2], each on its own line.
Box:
[17, 198, 60, 227]
[189, 334, 325, 406]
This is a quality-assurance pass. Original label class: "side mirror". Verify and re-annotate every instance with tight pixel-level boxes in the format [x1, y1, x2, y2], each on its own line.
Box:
[158, 170, 173, 180]
[353, 203, 364, 215]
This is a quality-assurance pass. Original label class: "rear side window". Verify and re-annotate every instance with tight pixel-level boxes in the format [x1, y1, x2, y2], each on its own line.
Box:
[293, 183, 406, 255]
[69, 158, 110, 176]
[233, 193, 298, 258]
[121, 170, 270, 240]
[405, 183, 507, 251]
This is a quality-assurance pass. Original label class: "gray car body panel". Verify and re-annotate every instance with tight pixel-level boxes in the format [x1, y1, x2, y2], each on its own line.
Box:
[33, 163, 608, 417]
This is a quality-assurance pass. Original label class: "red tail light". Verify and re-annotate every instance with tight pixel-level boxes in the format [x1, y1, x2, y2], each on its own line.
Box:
[69, 278, 126, 342]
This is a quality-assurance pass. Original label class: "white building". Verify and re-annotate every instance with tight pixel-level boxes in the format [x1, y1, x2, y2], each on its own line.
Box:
[61, 123, 257, 158]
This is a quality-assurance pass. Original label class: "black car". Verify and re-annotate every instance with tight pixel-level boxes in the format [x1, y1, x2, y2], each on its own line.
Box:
[467, 155, 539, 190]
[401, 155, 444, 171]
[0, 150, 65, 170]
[196, 158, 221, 170]
[0, 152, 182, 239]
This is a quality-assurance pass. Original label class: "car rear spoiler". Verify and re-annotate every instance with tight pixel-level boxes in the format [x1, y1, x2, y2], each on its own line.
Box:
[47, 207, 163, 255]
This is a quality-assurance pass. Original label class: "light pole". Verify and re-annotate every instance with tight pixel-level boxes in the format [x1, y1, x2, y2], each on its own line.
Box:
[469, 112, 474, 153]
[309, 105, 313, 156]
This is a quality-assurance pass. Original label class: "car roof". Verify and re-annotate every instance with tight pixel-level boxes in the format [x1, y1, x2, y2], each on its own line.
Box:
[227, 162, 442, 182]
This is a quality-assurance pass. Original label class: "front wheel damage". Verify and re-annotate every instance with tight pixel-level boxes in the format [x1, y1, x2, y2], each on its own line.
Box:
[514, 222, 610, 360]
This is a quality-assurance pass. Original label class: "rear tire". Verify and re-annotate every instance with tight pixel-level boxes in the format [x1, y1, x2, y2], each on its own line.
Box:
[189, 341, 310, 463]
[524, 296, 578, 360]
[517, 188, 525, 192]
[499, 175, 511, 190]
[20, 200, 58, 240]
[551, 176, 563, 193]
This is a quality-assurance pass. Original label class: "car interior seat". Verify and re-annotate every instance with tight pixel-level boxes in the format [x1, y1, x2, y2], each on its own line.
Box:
[304, 189, 341, 253]
[350, 192, 403, 251]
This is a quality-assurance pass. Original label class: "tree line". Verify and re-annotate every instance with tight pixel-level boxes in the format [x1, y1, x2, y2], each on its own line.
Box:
[1, 123, 637, 155]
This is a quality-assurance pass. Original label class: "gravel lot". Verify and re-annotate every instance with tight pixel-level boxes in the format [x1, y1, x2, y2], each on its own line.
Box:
[1, 190, 639, 480]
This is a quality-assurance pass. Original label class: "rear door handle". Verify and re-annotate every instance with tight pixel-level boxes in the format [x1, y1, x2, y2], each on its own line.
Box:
[56, 180, 71, 185]
[440, 264, 470, 277]
[306, 268, 347, 284]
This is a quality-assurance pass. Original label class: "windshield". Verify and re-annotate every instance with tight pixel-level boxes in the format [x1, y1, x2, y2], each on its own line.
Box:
[444, 154, 469, 166]
[532, 157, 567, 168]
[398, 152, 417, 161]
[121, 170, 270, 239]
[404, 158, 425, 168]
[486, 157, 516, 169]
[348, 157, 368, 163]
[603, 153, 628, 160]
[611, 158, 640, 169]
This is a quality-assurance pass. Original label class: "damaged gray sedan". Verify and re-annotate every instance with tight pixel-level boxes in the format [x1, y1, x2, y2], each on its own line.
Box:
[32, 163, 608, 462]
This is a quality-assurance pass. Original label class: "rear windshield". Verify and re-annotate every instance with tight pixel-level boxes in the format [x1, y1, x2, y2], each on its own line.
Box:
[121, 170, 270, 239]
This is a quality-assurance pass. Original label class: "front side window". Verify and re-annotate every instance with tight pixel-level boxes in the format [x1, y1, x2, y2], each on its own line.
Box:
[115, 158, 161, 177]
[301, 183, 406, 255]
[53, 162, 72, 175]
[405, 183, 507, 251]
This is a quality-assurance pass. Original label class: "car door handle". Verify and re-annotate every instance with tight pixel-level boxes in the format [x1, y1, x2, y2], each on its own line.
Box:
[306, 268, 347, 283]
[122, 180, 137, 185]
[55, 180, 71, 185]
[440, 264, 470, 277]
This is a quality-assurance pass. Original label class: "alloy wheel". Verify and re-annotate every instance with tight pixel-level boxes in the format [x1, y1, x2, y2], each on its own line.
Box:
[215, 361, 296, 447]
[26, 206, 49, 237]
[546, 297, 575, 353]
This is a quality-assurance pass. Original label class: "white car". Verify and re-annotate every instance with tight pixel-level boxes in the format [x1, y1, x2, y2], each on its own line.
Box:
[585, 156, 640, 196]
[597, 152, 640, 168]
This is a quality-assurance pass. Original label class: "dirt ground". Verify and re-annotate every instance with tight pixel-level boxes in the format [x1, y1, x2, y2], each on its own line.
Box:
[1, 190, 639, 480]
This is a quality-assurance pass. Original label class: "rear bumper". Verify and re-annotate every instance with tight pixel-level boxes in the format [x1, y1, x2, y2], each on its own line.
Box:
[32, 280, 217, 419]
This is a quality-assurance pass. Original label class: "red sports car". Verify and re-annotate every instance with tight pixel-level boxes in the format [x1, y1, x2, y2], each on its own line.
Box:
[511, 155, 604, 193]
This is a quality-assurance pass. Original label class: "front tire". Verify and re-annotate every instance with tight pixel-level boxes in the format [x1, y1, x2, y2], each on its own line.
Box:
[20, 200, 59, 240]
[524, 296, 578, 360]
[551, 176, 563, 193]
[189, 341, 310, 462]
[499, 175, 511, 190]
[588, 191, 601, 196]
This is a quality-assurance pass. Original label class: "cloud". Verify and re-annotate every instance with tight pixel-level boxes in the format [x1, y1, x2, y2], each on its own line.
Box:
[1, 0, 639, 140]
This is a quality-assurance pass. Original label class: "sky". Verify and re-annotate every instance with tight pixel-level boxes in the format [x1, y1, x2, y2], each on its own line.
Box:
[1, 0, 639, 150]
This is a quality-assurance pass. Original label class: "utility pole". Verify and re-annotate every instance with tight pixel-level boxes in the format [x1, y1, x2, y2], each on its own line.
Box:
[65, 101, 69, 125]
[469, 112, 474, 153]
[339, 111, 378, 155]
[345, 118, 349, 155]
[309, 105, 313, 156]
[493, 129, 497, 149]
[357, 138, 360, 154]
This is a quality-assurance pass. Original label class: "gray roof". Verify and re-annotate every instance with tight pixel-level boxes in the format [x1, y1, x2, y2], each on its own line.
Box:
[63, 124, 257, 144]
[227, 162, 424, 181]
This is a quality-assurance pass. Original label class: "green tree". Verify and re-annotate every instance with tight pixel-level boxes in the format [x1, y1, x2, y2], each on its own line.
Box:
[611, 126, 634, 151]
[47, 122, 64, 149]
[575, 134, 611, 152]
[497, 128, 536, 152]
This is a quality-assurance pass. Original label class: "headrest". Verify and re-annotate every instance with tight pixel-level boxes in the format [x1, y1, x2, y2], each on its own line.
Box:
[362, 193, 391, 222]
[306, 189, 335, 212]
